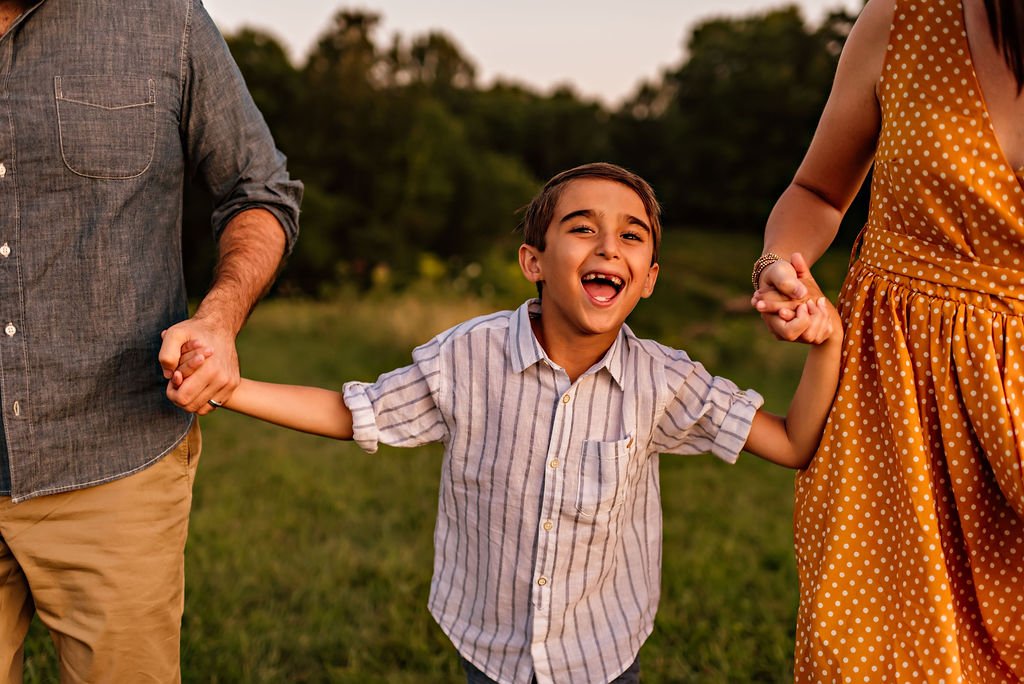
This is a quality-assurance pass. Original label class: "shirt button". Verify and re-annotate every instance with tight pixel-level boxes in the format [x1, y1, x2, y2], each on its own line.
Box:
[543, 520, 553, 531]
[12, 401, 20, 416]
[0, 163, 6, 178]
[549, 458, 559, 469]
[4, 323, 15, 337]
[537, 577, 548, 587]
[0, 243, 9, 258]
[562, 394, 571, 404]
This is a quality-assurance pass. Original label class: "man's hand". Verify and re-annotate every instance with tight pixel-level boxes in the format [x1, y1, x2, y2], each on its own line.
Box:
[158, 208, 287, 414]
[160, 316, 238, 415]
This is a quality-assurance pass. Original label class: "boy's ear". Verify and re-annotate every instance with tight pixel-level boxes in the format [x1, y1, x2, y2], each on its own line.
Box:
[640, 263, 659, 298]
[518, 243, 544, 284]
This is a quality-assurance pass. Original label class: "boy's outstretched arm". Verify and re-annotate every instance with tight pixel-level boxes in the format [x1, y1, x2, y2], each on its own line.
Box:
[168, 338, 353, 439]
[743, 267, 843, 469]
[224, 378, 354, 440]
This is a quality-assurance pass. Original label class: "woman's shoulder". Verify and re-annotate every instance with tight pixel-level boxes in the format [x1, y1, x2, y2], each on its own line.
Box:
[825, 0, 896, 108]
[858, 0, 898, 34]
[844, 0, 897, 72]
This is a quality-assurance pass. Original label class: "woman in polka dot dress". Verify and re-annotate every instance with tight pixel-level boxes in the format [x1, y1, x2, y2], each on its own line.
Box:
[752, 0, 1024, 680]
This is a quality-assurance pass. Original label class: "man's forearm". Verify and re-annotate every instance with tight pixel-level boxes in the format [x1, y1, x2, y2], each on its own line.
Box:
[195, 207, 287, 334]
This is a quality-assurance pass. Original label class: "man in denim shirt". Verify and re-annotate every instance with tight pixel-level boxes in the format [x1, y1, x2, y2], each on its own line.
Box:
[0, 0, 302, 681]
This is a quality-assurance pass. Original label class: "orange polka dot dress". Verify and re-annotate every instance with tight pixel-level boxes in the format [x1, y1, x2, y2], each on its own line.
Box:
[793, 1, 1024, 681]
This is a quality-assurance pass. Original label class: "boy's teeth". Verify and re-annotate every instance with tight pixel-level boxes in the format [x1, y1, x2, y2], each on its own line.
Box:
[583, 273, 623, 286]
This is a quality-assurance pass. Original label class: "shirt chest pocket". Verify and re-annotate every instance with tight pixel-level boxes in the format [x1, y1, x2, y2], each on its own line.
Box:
[55, 75, 156, 179]
[575, 434, 635, 518]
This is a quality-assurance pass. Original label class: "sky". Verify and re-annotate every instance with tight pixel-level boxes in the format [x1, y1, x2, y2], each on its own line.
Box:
[204, 0, 862, 106]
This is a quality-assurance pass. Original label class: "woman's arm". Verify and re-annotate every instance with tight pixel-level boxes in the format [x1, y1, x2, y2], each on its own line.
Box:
[753, 0, 894, 335]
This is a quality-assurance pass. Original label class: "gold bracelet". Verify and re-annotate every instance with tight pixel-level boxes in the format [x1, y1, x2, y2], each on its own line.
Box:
[751, 252, 783, 290]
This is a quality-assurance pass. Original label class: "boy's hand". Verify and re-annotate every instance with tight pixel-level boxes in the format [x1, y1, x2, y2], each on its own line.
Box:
[788, 296, 838, 345]
[163, 335, 213, 389]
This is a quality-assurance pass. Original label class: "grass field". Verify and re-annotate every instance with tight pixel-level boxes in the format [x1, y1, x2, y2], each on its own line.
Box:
[22, 230, 849, 683]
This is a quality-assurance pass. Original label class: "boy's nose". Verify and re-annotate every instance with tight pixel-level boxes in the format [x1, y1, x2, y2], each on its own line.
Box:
[595, 233, 620, 258]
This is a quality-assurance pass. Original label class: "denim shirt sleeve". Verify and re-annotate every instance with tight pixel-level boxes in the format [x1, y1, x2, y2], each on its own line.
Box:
[181, 2, 302, 253]
[0, 0, 301, 501]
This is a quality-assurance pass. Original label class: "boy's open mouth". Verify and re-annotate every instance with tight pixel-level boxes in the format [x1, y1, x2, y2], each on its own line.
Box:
[581, 272, 624, 302]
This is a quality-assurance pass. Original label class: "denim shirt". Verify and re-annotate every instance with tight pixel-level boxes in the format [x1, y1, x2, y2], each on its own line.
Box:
[0, 0, 302, 501]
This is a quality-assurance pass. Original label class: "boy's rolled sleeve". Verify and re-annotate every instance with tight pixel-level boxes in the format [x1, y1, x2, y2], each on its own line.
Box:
[654, 359, 764, 463]
[708, 388, 763, 463]
[340, 339, 448, 454]
[343, 382, 380, 453]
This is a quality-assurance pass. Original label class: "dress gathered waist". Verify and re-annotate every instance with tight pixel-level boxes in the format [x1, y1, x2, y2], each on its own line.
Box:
[855, 226, 1024, 316]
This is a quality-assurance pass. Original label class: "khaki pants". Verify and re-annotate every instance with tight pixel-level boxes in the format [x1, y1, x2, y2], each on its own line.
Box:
[0, 424, 201, 684]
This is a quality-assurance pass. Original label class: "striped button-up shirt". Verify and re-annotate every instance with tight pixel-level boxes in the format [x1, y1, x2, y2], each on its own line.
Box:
[343, 299, 762, 684]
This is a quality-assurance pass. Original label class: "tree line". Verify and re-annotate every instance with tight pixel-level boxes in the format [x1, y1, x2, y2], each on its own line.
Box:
[183, 5, 864, 296]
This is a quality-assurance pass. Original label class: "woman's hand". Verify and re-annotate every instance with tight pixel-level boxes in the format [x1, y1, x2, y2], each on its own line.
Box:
[751, 253, 827, 342]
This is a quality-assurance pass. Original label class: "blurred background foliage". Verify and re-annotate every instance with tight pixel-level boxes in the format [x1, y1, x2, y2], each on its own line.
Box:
[183, 3, 867, 297]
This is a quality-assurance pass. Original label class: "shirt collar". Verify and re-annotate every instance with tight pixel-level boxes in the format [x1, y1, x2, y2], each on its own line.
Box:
[4, 1, 45, 37]
[508, 299, 630, 389]
[509, 299, 546, 374]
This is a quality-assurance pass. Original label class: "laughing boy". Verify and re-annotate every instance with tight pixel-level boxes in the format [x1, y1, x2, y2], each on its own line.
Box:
[174, 162, 841, 683]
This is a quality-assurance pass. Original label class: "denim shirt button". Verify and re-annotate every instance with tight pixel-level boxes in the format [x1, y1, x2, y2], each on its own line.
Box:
[12, 401, 20, 416]
[0, 163, 6, 178]
[4, 323, 15, 336]
[0, 243, 9, 258]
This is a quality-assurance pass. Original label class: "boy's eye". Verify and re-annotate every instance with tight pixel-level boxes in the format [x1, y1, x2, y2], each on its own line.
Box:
[569, 225, 594, 234]
[622, 230, 644, 241]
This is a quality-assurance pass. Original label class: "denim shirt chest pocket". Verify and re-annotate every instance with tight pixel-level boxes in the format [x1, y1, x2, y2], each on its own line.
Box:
[575, 433, 635, 517]
[54, 75, 156, 179]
